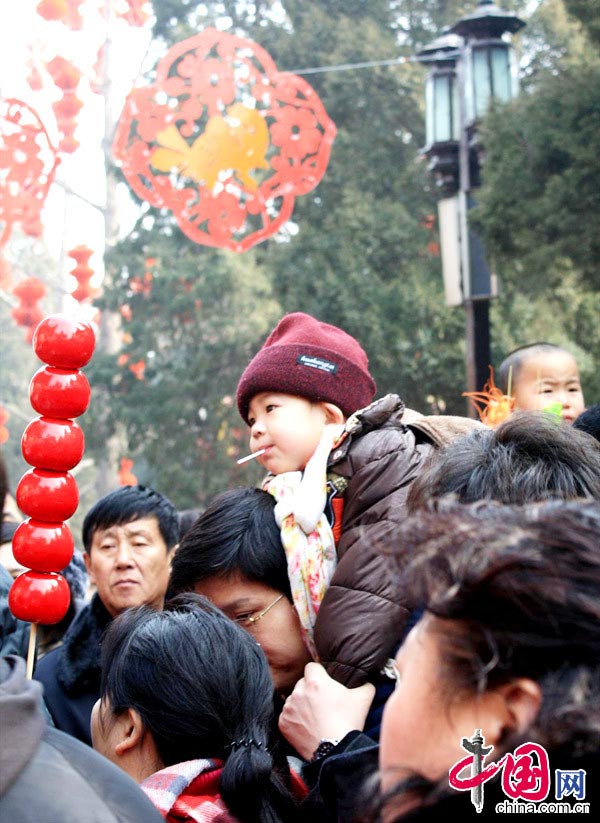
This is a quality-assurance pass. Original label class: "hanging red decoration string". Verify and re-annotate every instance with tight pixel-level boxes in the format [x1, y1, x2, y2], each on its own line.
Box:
[45, 56, 83, 154]
[67, 244, 96, 303]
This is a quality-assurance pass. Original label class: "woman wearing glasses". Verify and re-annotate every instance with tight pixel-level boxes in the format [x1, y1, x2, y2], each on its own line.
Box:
[91, 593, 306, 823]
[167, 488, 379, 796]
[167, 487, 313, 700]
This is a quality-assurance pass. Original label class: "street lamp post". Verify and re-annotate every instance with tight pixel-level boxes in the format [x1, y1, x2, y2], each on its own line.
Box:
[417, 0, 525, 406]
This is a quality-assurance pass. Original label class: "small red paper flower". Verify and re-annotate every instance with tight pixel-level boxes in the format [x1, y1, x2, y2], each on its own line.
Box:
[118, 457, 138, 486]
[113, 28, 336, 252]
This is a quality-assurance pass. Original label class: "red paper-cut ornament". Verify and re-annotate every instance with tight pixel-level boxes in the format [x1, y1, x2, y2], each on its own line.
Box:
[0, 99, 60, 250]
[64, 0, 85, 30]
[45, 56, 81, 91]
[117, 0, 151, 27]
[113, 28, 336, 252]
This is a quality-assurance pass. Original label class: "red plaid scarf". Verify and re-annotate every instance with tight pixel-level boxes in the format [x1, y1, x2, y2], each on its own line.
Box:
[141, 758, 236, 822]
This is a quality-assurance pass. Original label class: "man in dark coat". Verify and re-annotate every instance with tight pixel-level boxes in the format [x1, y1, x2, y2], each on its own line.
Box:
[33, 484, 179, 745]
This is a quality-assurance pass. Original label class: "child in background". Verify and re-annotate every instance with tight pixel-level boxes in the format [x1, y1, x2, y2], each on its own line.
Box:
[497, 342, 585, 424]
[236, 311, 482, 691]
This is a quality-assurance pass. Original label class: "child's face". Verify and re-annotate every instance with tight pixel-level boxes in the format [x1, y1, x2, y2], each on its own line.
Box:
[247, 392, 331, 474]
[512, 351, 585, 423]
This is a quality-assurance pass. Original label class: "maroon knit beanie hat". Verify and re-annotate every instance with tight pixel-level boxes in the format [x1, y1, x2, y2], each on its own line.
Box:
[236, 312, 376, 422]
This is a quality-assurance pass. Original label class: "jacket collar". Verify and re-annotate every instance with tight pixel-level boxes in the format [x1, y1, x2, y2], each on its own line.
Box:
[329, 393, 405, 463]
[57, 593, 112, 695]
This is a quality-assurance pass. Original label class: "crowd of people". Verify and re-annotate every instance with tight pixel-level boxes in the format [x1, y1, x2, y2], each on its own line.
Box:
[1, 312, 599, 822]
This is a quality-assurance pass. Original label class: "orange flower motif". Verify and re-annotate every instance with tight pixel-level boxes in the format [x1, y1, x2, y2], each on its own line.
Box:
[117, 353, 129, 366]
[129, 272, 152, 295]
[129, 359, 146, 380]
[463, 366, 514, 427]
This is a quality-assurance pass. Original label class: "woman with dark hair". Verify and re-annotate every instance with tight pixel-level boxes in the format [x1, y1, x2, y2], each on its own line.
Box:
[168, 487, 312, 699]
[374, 498, 600, 821]
[91, 593, 306, 823]
[406, 410, 600, 511]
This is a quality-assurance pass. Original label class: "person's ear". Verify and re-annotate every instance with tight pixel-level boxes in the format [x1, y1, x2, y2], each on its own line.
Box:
[114, 708, 145, 756]
[83, 551, 96, 586]
[492, 678, 542, 741]
[322, 403, 345, 424]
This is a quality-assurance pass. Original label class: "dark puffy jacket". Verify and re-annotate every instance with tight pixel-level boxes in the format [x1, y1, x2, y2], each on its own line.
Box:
[314, 394, 484, 687]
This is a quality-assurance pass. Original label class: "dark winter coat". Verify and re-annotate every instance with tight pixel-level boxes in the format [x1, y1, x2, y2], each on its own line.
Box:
[33, 592, 112, 746]
[0, 563, 29, 660]
[314, 394, 484, 687]
[0, 654, 164, 823]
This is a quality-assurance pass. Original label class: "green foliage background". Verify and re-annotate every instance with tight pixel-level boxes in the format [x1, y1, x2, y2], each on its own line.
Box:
[2, 0, 598, 521]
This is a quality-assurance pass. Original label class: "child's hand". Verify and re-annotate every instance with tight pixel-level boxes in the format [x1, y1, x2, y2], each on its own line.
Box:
[278, 661, 375, 761]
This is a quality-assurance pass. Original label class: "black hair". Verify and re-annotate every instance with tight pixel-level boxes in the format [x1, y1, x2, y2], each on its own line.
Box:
[99, 592, 301, 823]
[82, 485, 179, 554]
[496, 342, 573, 394]
[573, 403, 600, 443]
[374, 498, 600, 821]
[396, 499, 600, 741]
[407, 411, 600, 510]
[167, 488, 291, 601]
[177, 507, 203, 541]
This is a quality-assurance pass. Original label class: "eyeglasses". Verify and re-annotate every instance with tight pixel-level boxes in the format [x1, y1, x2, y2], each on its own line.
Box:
[382, 657, 401, 689]
[234, 594, 285, 629]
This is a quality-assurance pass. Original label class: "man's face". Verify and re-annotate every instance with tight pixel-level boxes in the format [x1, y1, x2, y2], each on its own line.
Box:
[84, 516, 171, 618]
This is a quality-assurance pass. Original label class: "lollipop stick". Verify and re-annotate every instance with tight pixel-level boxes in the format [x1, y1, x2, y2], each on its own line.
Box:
[26, 622, 37, 679]
[237, 448, 266, 465]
